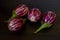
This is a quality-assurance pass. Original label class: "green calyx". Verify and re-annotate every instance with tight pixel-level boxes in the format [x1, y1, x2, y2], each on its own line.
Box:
[10, 10, 17, 19]
[34, 23, 52, 34]
[4, 10, 17, 22]
[21, 18, 27, 22]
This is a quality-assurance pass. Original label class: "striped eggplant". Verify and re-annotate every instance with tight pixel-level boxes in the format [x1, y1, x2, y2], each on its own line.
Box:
[34, 11, 56, 33]
[8, 17, 24, 31]
[13, 4, 29, 17]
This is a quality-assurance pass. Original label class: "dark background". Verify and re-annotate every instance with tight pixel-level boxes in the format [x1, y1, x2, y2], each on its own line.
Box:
[0, 0, 60, 40]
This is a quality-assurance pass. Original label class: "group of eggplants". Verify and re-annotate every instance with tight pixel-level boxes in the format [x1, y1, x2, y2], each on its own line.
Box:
[5, 4, 56, 34]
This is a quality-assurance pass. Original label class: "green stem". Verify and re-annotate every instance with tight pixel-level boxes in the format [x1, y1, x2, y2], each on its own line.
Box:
[23, 18, 27, 22]
[12, 10, 27, 22]
[12, 11, 27, 22]
[41, 21, 44, 24]
[21, 18, 27, 23]
[4, 10, 17, 22]
[34, 23, 52, 34]
[10, 10, 17, 19]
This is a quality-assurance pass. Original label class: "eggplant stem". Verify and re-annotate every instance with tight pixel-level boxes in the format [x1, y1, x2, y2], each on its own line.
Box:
[34, 23, 52, 34]
[4, 10, 17, 23]
[10, 10, 17, 19]
[41, 21, 44, 24]
[21, 18, 27, 22]
[4, 21, 8, 22]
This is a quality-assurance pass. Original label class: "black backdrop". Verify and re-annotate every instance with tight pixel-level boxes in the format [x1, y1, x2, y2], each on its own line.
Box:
[0, 0, 60, 40]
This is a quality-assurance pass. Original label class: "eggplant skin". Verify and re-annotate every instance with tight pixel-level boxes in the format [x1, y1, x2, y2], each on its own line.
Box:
[42, 11, 56, 24]
[27, 8, 41, 22]
[8, 17, 24, 31]
[14, 4, 29, 17]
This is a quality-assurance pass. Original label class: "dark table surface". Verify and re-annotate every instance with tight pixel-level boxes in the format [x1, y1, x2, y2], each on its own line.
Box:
[0, 0, 60, 40]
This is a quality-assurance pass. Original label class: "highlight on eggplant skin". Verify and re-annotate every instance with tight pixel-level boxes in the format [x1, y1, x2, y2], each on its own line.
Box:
[14, 4, 29, 17]
[8, 17, 24, 31]
[34, 11, 56, 34]
[27, 8, 41, 22]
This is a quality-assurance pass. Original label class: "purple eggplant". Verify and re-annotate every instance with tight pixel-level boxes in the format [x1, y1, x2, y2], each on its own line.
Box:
[13, 4, 29, 17]
[8, 17, 25, 31]
[34, 11, 56, 33]
[27, 8, 41, 22]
